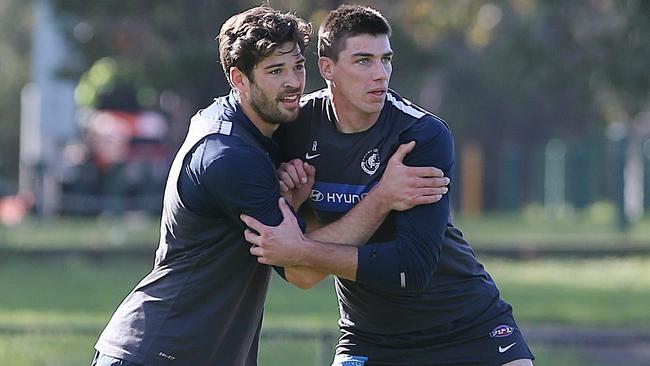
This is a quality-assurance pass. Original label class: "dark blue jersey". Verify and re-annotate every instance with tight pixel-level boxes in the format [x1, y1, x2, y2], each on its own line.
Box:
[276, 89, 509, 338]
[96, 92, 296, 365]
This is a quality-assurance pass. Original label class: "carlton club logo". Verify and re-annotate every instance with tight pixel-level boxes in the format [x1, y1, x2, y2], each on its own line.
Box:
[361, 148, 380, 175]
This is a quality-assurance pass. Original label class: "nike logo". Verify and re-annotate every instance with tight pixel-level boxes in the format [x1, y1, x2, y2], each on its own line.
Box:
[498, 342, 517, 353]
[305, 152, 321, 160]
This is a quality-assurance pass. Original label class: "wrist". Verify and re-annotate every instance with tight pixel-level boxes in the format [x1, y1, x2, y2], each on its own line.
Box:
[283, 194, 301, 211]
[296, 238, 318, 267]
[365, 184, 393, 213]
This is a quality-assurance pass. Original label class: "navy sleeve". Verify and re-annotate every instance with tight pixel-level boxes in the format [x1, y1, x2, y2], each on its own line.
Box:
[206, 148, 284, 226]
[356, 117, 454, 290]
[204, 146, 305, 279]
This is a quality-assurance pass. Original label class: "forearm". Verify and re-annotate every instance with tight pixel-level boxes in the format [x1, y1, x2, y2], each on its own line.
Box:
[307, 188, 389, 246]
[356, 193, 449, 290]
[284, 266, 328, 289]
[295, 239, 358, 281]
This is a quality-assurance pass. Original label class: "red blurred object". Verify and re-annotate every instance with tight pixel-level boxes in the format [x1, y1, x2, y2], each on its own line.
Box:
[0, 193, 34, 226]
[87, 110, 169, 172]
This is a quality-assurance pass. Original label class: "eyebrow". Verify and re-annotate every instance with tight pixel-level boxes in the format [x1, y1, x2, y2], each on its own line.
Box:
[351, 51, 394, 58]
[263, 56, 306, 70]
[263, 63, 286, 70]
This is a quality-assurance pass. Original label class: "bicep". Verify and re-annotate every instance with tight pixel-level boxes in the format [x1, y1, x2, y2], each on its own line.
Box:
[401, 122, 454, 176]
[397, 125, 454, 240]
[206, 154, 284, 227]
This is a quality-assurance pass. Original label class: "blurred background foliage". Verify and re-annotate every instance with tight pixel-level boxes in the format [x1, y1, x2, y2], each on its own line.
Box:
[1, 0, 647, 214]
[48, 0, 649, 131]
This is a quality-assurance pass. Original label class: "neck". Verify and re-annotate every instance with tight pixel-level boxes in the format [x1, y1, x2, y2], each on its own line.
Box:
[239, 98, 278, 138]
[329, 87, 380, 134]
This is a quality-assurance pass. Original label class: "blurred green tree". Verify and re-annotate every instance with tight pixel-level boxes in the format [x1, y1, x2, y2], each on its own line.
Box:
[377, 0, 649, 208]
[42, 0, 650, 210]
[51, 0, 243, 110]
[0, 0, 33, 184]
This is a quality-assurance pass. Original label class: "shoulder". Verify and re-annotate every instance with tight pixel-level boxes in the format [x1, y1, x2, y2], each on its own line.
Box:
[198, 93, 242, 121]
[190, 134, 274, 182]
[405, 114, 451, 143]
[384, 90, 450, 142]
[196, 96, 230, 123]
[383, 92, 454, 169]
[385, 90, 431, 120]
[213, 136, 271, 168]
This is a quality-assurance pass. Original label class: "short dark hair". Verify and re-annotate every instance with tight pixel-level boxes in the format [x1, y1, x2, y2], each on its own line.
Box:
[218, 6, 311, 86]
[318, 5, 391, 61]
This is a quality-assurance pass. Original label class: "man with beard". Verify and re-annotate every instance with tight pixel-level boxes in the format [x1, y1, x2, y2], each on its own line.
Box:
[92, 5, 448, 366]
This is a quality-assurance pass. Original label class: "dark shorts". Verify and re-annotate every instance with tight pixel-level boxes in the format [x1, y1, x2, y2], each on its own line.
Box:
[333, 310, 534, 366]
[91, 351, 142, 366]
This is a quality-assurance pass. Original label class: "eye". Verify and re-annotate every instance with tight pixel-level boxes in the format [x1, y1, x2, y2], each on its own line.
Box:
[381, 56, 393, 63]
[294, 63, 305, 71]
[269, 69, 282, 75]
[356, 58, 371, 65]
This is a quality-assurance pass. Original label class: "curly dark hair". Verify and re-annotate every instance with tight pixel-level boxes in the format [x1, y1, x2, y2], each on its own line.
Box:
[217, 6, 311, 86]
[318, 5, 391, 61]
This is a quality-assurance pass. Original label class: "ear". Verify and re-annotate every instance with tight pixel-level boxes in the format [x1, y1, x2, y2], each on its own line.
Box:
[230, 67, 250, 97]
[318, 56, 335, 81]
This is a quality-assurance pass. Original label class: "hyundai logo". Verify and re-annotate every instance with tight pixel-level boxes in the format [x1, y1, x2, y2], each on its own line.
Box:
[310, 189, 324, 202]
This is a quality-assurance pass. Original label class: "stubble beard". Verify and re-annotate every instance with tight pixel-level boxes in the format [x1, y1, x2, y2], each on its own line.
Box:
[249, 83, 300, 125]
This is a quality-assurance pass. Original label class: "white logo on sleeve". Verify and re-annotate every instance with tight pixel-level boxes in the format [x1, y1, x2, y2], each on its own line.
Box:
[305, 152, 321, 160]
[361, 148, 380, 175]
[498, 342, 517, 353]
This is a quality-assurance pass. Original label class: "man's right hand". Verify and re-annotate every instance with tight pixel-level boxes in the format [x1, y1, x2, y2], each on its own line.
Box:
[373, 141, 449, 211]
[277, 159, 315, 209]
[243, 197, 308, 267]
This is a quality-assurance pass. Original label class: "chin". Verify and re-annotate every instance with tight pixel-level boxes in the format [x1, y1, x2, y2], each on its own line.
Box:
[278, 113, 299, 124]
[286, 110, 300, 121]
[364, 106, 383, 115]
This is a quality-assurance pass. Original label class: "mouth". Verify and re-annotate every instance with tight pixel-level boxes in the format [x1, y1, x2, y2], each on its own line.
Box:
[368, 88, 387, 98]
[280, 93, 300, 104]
[278, 93, 301, 108]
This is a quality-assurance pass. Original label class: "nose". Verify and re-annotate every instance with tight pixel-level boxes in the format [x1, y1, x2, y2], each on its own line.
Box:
[284, 69, 303, 90]
[372, 61, 390, 82]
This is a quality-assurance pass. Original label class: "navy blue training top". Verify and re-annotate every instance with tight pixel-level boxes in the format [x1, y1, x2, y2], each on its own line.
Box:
[95, 92, 298, 365]
[178, 95, 283, 221]
[178, 94, 300, 279]
[276, 89, 509, 338]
